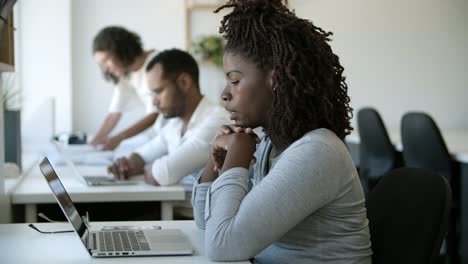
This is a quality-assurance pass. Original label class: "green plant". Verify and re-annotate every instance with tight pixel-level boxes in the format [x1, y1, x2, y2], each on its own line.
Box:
[1, 72, 21, 111]
[191, 35, 224, 68]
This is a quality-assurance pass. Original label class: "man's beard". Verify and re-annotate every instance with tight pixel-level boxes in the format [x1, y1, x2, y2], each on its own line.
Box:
[103, 70, 129, 84]
[162, 84, 185, 119]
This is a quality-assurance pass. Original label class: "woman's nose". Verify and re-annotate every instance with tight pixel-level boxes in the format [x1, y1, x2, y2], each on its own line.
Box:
[221, 85, 232, 102]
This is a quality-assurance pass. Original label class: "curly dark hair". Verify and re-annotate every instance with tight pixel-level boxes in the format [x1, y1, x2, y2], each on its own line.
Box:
[93, 26, 144, 68]
[215, 0, 353, 145]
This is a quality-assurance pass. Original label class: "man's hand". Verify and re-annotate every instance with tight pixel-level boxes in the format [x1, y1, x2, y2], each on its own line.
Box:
[108, 153, 145, 180]
[90, 136, 107, 147]
[102, 135, 123, 150]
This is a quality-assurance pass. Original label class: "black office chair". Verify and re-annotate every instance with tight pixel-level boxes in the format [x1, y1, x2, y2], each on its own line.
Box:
[401, 112, 459, 262]
[400, 112, 454, 183]
[366, 167, 451, 264]
[357, 108, 401, 193]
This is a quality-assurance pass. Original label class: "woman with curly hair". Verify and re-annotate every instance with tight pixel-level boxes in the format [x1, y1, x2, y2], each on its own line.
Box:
[192, 0, 372, 263]
[91, 26, 160, 150]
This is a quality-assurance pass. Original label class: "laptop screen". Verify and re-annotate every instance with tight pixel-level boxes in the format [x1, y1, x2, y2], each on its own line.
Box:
[39, 157, 89, 247]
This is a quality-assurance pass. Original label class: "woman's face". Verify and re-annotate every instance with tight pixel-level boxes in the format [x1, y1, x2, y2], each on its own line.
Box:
[221, 52, 274, 129]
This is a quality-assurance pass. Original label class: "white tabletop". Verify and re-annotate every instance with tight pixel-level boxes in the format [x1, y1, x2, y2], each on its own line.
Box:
[0, 221, 249, 264]
[7, 143, 188, 222]
[346, 129, 468, 163]
[11, 164, 185, 204]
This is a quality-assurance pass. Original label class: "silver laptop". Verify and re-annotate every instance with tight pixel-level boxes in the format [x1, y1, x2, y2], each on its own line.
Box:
[39, 157, 193, 257]
[54, 142, 138, 186]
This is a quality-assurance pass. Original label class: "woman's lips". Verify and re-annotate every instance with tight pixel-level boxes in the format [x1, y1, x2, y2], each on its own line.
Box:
[229, 111, 237, 120]
[225, 108, 237, 120]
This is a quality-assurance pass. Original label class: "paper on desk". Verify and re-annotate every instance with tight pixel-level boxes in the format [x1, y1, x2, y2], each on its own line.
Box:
[78, 166, 112, 176]
[84, 152, 113, 164]
[67, 152, 114, 166]
[60, 144, 114, 165]
[60, 144, 96, 153]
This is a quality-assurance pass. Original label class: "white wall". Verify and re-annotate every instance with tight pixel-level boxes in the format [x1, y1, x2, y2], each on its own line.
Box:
[71, 0, 186, 134]
[18, 0, 72, 144]
[189, 7, 229, 105]
[291, 0, 468, 130]
[17, 0, 468, 139]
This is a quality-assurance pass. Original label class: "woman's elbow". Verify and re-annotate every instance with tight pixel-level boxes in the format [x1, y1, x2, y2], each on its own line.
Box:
[205, 242, 253, 262]
[206, 245, 234, 261]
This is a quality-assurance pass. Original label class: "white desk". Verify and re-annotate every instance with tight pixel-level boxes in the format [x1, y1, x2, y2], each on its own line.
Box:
[346, 129, 468, 163]
[10, 160, 186, 222]
[0, 221, 249, 264]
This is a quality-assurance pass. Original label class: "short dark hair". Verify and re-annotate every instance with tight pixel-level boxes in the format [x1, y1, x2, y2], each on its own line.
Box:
[146, 49, 200, 88]
[93, 26, 143, 68]
[216, 0, 353, 144]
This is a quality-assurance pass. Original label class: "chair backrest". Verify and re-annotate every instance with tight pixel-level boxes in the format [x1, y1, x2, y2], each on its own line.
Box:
[401, 112, 453, 182]
[366, 167, 451, 264]
[358, 108, 399, 192]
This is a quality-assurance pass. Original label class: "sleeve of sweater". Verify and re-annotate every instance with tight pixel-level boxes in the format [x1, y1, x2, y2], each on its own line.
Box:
[200, 138, 347, 261]
[191, 169, 212, 230]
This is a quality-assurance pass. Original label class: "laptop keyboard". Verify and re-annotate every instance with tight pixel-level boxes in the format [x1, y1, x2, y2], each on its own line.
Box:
[97, 231, 150, 252]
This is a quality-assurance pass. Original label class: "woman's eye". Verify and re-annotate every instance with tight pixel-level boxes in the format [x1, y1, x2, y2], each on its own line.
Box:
[230, 80, 239, 84]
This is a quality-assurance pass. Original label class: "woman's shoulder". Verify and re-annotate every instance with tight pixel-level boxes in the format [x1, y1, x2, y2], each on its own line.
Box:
[281, 128, 355, 173]
[280, 129, 357, 189]
[255, 128, 350, 163]
[290, 128, 347, 154]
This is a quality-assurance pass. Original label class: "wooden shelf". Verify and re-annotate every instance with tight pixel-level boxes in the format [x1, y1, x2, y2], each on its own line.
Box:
[186, 0, 222, 10]
[0, 62, 14, 72]
[188, 3, 219, 10]
[185, 0, 225, 49]
[0, 9, 15, 67]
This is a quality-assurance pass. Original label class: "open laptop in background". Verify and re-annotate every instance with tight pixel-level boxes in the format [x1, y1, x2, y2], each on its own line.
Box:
[54, 142, 138, 186]
[39, 157, 193, 257]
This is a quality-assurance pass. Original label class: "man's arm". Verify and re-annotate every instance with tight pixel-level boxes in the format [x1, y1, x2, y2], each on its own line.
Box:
[147, 117, 226, 186]
[90, 112, 121, 146]
[144, 164, 159, 185]
[108, 131, 168, 184]
[102, 112, 158, 150]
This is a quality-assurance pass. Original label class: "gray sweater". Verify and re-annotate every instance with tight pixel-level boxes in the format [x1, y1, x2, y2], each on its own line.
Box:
[192, 128, 372, 263]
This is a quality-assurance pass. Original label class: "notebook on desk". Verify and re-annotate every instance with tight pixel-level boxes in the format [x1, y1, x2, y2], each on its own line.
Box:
[39, 157, 193, 258]
[54, 142, 138, 186]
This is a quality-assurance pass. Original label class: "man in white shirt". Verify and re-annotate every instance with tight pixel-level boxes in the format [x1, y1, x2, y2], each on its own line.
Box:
[91, 26, 160, 150]
[108, 49, 229, 186]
